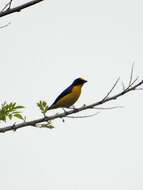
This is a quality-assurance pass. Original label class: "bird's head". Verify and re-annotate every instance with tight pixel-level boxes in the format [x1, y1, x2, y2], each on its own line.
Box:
[72, 78, 87, 86]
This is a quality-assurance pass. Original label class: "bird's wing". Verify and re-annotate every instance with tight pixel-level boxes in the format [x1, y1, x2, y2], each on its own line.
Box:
[51, 85, 73, 106]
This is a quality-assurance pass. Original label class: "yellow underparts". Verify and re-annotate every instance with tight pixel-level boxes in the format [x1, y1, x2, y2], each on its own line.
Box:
[54, 85, 83, 108]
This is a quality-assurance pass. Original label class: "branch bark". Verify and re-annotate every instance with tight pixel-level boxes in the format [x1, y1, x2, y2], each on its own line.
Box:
[0, 78, 143, 133]
[0, 0, 45, 18]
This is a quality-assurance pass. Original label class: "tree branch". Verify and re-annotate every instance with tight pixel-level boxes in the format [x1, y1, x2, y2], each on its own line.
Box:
[0, 0, 45, 18]
[0, 77, 143, 133]
[1, 0, 13, 12]
[0, 21, 11, 29]
[102, 77, 120, 101]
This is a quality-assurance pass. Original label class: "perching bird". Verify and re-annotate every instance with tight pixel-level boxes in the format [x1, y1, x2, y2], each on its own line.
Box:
[48, 78, 87, 110]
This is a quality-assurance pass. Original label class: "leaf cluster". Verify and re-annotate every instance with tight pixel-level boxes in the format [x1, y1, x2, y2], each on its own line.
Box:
[39, 121, 54, 129]
[37, 100, 49, 116]
[0, 102, 24, 122]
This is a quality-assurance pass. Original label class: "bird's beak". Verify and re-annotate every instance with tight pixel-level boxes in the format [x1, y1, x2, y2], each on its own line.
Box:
[83, 79, 87, 83]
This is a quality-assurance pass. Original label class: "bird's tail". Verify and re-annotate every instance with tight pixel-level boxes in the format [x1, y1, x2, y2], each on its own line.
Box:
[48, 104, 56, 110]
[48, 106, 52, 110]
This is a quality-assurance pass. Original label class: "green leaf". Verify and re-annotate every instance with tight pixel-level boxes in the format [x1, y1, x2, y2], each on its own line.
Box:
[14, 113, 24, 120]
[8, 114, 13, 120]
[47, 125, 54, 129]
[0, 114, 6, 122]
[40, 123, 54, 129]
[37, 100, 49, 115]
[15, 106, 25, 109]
[42, 101, 47, 107]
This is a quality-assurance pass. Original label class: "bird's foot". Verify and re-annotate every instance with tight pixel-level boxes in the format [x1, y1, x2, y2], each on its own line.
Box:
[62, 108, 68, 114]
[69, 106, 78, 111]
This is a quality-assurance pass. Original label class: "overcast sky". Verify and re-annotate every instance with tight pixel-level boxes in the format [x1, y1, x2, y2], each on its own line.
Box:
[0, 0, 143, 189]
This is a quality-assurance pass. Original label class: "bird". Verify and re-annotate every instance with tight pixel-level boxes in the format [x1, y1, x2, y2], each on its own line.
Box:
[48, 78, 87, 110]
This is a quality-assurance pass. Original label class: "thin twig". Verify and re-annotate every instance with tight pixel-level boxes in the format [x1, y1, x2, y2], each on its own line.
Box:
[122, 82, 125, 91]
[136, 88, 143, 90]
[8, 0, 13, 10]
[92, 106, 124, 110]
[128, 76, 139, 88]
[128, 62, 135, 86]
[66, 112, 100, 119]
[102, 77, 120, 101]
[0, 22, 11, 29]
[1, 4, 8, 12]
[125, 76, 139, 92]
[1, 0, 13, 12]
[0, 0, 45, 18]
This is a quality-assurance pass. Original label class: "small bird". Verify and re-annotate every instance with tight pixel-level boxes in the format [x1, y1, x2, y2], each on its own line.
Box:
[48, 78, 87, 110]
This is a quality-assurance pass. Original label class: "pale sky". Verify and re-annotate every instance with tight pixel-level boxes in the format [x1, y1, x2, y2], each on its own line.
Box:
[0, 0, 143, 190]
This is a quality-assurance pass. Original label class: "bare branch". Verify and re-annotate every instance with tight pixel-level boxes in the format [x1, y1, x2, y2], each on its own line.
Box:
[136, 88, 143, 90]
[122, 82, 125, 91]
[102, 77, 120, 101]
[128, 76, 139, 89]
[92, 106, 124, 110]
[0, 0, 45, 18]
[66, 112, 100, 119]
[1, 0, 13, 12]
[8, 0, 13, 9]
[128, 62, 135, 86]
[0, 22, 11, 29]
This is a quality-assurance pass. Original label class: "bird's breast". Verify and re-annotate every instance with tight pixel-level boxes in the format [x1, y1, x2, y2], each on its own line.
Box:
[72, 85, 82, 96]
[55, 85, 82, 108]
